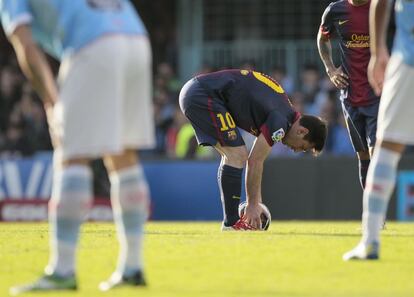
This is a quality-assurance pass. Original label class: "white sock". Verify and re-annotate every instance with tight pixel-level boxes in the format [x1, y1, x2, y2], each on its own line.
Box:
[362, 147, 401, 245]
[110, 165, 150, 277]
[46, 165, 93, 277]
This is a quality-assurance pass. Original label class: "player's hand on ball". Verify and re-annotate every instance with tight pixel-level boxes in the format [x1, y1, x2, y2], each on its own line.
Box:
[243, 203, 262, 229]
[327, 66, 349, 89]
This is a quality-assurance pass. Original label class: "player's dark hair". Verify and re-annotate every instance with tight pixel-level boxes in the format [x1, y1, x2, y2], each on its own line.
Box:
[300, 115, 327, 154]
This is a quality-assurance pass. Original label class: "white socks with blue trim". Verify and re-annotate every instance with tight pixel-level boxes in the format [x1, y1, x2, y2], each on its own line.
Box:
[110, 165, 150, 277]
[46, 165, 93, 277]
[362, 147, 401, 245]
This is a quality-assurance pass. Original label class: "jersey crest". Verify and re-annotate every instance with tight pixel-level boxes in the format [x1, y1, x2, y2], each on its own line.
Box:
[271, 128, 285, 143]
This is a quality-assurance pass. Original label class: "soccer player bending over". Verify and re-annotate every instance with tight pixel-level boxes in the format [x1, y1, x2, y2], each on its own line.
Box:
[179, 69, 327, 231]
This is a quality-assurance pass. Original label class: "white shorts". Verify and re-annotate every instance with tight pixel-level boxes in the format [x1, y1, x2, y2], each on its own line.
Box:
[376, 54, 414, 145]
[54, 35, 155, 160]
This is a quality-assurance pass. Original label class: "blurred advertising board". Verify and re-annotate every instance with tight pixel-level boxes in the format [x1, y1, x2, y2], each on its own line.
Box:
[0, 153, 112, 221]
[0, 198, 112, 222]
[397, 171, 414, 221]
[0, 153, 223, 221]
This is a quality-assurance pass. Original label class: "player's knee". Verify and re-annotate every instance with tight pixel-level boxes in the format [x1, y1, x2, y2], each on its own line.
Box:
[380, 140, 406, 154]
[357, 150, 370, 161]
[104, 150, 139, 173]
[225, 148, 248, 168]
[61, 158, 90, 168]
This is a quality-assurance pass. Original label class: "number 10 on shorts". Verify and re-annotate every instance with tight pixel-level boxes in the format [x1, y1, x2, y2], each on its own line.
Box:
[217, 112, 236, 131]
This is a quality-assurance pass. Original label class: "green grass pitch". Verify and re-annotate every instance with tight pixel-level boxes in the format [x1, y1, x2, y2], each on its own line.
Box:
[1, 222, 413, 297]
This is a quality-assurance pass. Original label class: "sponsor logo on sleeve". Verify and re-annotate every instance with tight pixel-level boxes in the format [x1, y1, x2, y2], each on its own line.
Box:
[271, 128, 285, 143]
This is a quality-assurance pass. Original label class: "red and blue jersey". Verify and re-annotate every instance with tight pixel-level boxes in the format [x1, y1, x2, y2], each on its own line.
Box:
[320, 0, 380, 107]
[196, 69, 300, 146]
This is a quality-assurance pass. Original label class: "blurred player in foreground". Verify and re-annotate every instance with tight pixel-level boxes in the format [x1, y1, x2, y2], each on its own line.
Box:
[343, 0, 414, 260]
[1, 0, 154, 293]
[179, 69, 327, 231]
[318, 0, 380, 191]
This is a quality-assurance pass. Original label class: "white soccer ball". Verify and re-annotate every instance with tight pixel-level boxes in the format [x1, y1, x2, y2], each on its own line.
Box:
[238, 201, 271, 230]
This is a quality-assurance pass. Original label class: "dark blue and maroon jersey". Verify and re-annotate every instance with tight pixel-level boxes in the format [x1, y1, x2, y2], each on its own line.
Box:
[320, 0, 380, 107]
[195, 69, 300, 146]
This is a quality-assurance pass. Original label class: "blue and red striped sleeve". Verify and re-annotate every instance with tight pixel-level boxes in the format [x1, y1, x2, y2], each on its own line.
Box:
[320, 3, 335, 39]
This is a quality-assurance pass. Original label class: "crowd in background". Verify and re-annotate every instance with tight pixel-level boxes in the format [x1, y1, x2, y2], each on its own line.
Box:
[0, 46, 354, 160]
[0, 53, 52, 158]
[0, 0, 373, 162]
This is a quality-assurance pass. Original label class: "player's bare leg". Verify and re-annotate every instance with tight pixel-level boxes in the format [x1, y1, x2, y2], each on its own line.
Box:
[214, 144, 255, 231]
[99, 149, 149, 291]
[357, 150, 371, 189]
[343, 140, 405, 261]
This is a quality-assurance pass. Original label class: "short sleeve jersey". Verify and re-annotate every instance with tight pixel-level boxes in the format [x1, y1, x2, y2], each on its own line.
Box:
[196, 69, 300, 147]
[393, 0, 414, 66]
[320, 0, 379, 106]
[0, 0, 147, 60]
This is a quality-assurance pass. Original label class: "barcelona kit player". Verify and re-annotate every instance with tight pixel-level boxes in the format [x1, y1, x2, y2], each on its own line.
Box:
[180, 69, 327, 230]
[318, 0, 380, 189]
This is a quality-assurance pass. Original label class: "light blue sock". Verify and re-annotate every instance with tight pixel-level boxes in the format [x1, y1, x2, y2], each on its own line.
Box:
[362, 147, 401, 245]
[46, 165, 92, 277]
[110, 165, 150, 277]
